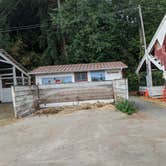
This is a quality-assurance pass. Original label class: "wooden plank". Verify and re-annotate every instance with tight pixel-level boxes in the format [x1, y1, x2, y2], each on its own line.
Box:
[39, 81, 113, 90]
[15, 91, 34, 97]
[21, 73, 25, 85]
[0, 68, 12, 71]
[13, 66, 17, 85]
[14, 85, 36, 92]
[40, 95, 114, 104]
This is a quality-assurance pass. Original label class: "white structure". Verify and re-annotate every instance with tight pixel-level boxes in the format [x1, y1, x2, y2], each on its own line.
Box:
[0, 49, 30, 103]
[29, 62, 127, 85]
[136, 14, 166, 97]
[136, 14, 166, 80]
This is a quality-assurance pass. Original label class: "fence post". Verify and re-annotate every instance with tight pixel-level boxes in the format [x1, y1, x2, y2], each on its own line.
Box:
[34, 85, 40, 110]
[11, 86, 17, 118]
[126, 79, 129, 100]
[112, 80, 117, 102]
[36, 84, 40, 99]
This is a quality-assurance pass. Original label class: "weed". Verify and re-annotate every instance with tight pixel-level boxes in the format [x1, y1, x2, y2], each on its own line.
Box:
[115, 100, 137, 115]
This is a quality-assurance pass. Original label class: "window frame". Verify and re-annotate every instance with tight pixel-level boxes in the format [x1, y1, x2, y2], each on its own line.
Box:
[74, 72, 88, 82]
[90, 70, 105, 82]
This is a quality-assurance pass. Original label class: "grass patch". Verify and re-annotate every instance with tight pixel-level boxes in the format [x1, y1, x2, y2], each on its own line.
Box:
[115, 100, 137, 115]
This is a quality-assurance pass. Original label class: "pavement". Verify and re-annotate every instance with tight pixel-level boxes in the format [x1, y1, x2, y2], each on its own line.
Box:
[0, 97, 166, 166]
[130, 96, 166, 119]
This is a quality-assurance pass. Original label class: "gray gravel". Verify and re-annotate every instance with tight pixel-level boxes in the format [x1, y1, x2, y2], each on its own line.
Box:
[130, 96, 166, 119]
[0, 98, 166, 166]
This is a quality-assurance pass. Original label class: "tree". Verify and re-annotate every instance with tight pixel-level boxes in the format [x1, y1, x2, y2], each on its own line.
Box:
[0, 0, 165, 74]
[0, 0, 49, 69]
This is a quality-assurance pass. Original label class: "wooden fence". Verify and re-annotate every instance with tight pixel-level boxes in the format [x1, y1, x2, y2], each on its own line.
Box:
[38, 81, 114, 106]
[11, 86, 38, 118]
[113, 79, 129, 100]
[12, 79, 128, 118]
[139, 86, 164, 98]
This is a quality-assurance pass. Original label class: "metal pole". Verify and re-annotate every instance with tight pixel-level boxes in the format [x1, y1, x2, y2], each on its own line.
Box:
[138, 5, 153, 88]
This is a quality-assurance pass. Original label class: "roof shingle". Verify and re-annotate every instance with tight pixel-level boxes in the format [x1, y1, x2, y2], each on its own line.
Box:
[30, 61, 127, 75]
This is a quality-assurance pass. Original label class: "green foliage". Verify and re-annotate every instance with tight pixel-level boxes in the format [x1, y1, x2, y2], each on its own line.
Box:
[139, 72, 147, 86]
[127, 72, 139, 91]
[152, 71, 165, 86]
[0, 0, 166, 75]
[0, 0, 49, 69]
[115, 99, 137, 115]
[50, 0, 140, 65]
[139, 70, 165, 86]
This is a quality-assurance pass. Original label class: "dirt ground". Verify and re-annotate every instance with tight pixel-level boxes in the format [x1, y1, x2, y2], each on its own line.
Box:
[35, 102, 115, 116]
[0, 103, 15, 126]
[140, 96, 166, 107]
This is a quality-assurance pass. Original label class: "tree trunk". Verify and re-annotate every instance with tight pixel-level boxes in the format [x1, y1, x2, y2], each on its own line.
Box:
[57, 0, 68, 61]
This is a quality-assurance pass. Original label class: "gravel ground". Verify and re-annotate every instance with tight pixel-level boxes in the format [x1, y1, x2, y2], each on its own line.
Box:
[0, 98, 166, 166]
[130, 96, 166, 119]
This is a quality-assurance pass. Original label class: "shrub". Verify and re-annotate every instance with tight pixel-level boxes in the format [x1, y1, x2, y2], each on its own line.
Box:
[126, 72, 139, 92]
[115, 99, 137, 115]
[139, 71, 165, 86]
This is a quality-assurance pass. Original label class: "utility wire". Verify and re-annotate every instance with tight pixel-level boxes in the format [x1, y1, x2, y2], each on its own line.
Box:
[0, 5, 165, 33]
[0, 23, 49, 33]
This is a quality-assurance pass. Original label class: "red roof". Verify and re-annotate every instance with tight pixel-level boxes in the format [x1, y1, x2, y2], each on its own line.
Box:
[29, 61, 127, 75]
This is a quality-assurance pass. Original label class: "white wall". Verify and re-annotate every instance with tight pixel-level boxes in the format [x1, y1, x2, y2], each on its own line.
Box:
[35, 69, 123, 85]
[105, 69, 122, 81]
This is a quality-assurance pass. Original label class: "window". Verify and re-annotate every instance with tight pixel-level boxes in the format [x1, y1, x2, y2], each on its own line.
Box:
[91, 71, 105, 81]
[75, 72, 87, 82]
[42, 76, 72, 85]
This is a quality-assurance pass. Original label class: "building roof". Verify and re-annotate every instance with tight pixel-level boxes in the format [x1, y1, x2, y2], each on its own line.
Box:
[0, 49, 28, 74]
[29, 61, 127, 75]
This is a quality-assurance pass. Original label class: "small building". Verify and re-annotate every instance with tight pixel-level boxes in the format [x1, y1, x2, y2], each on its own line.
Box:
[30, 61, 127, 85]
[0, 49, 30, 103]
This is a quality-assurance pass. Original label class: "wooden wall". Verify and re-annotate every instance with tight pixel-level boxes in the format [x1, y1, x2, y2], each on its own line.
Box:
[12, 86, 38, 118]
[113, 79, 129, 101]
[12, 79, 129, 118]
[38, 81, 114, 104]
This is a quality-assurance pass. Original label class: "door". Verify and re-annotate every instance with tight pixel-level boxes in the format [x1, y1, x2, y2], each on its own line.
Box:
[0, 78, 12, 103]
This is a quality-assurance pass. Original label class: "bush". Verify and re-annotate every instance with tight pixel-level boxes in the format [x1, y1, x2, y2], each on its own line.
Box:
[126, 72, 139, 92]
[115, 100, 137, 115]
[139, 71, 165, 86]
